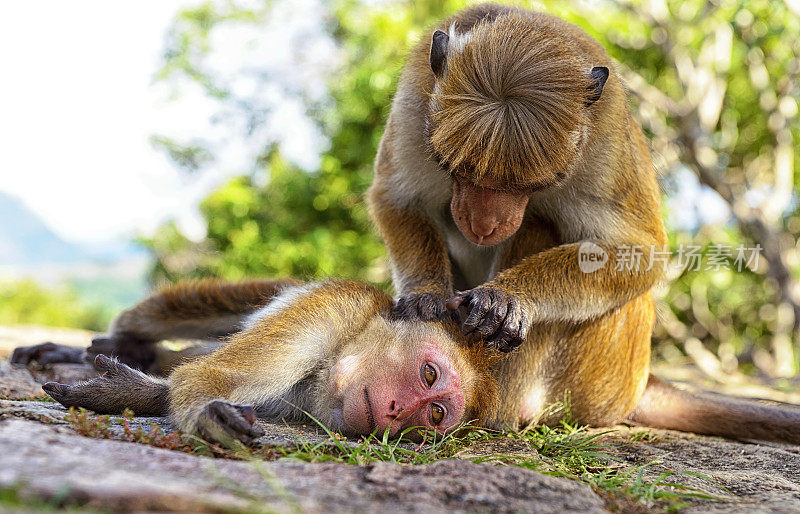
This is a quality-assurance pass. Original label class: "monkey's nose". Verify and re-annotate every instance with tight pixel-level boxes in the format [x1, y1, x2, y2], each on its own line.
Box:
[469, 218, 498, 239]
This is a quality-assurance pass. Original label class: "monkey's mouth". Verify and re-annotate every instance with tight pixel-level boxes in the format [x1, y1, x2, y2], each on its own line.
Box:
[363, 386, 376, 432]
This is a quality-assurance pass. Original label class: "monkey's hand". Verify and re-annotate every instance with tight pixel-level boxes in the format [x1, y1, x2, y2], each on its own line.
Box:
[394, 288, 451, 321]
[42, 355, 168, 415]
[446, 287, 529, 353]
[10, 342, 86, 367]
[195, 400, 265, 448]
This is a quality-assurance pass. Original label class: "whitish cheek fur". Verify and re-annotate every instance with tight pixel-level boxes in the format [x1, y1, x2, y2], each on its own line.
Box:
[329, 355, 362, 399]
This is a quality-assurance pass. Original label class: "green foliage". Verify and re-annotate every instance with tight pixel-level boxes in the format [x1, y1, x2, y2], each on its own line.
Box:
[0, 279, 110, 331]
[143, 0, 800, 371]
[144, 152, 386, 283]
[143, 1, 470, 287]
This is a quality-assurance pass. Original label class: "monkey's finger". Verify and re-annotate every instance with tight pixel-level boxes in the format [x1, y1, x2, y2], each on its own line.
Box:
[88, 335, 117, 356]
[472, 301, 509, 338]
[415, 293, 447, 320]
[205, 401, 264, 443]
[462, 291, 494, 333]
[197, 418, 239, 448]
[42, 382, 71, 404]
[490, 307, 525, 352]
[233, 405, 265, 437]
[393, 296, 415, 319]
[92, 354, 141, 380]
[396, 292, 451, 321]
[395, 294, 438, 320]
[445, 292, 469, 311]
[94, 354, 117, 373]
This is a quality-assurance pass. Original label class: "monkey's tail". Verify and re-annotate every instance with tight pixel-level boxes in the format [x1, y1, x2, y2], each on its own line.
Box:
[628, 374, 800, 445]
[43, 355, 170, 417]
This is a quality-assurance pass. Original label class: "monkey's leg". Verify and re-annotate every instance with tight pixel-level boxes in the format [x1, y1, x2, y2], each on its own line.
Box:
[367, 181, 454, 320]
[44, 355, 264, 443]
[102, 278, 310, 371]
[10, 278, 303, 371]
[102, 277, 305, 345]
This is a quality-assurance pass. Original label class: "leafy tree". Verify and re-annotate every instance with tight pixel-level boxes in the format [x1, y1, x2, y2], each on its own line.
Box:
[145, 0, 800, 376]
[0, 280, 109, 331]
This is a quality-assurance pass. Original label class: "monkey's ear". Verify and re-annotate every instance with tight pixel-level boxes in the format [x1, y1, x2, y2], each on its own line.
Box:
[430, 30, 449, 78]
[585, 66, 609, 106]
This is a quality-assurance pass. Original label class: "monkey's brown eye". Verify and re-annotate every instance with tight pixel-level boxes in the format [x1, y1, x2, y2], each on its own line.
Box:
[422, 363, 437, 387]
[430, 403, 445, 425]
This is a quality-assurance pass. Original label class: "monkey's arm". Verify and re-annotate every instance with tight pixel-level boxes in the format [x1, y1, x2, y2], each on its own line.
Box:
[367, 181, 453, 320]
[168, 281, 392, 445]
[450, 234, 666, 352]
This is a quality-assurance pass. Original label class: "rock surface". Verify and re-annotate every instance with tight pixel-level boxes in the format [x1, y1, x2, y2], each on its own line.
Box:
[2, 325, 800, 512]
[0, 404, 606, 513]
[0, 360, 45, 399]
[605, 430, 800, 513]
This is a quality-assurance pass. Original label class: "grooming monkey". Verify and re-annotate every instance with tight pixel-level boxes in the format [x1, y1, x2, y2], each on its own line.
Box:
[368, 4, 667, 353]
[13, 278, 800, 447]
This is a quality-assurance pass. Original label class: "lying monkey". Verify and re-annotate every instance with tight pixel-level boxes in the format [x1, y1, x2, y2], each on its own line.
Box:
[12, 279, 800, 446]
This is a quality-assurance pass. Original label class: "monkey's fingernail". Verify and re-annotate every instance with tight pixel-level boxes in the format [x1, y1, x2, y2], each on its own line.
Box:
[238, 405, 258, 424]
[445, 297, 463, 311]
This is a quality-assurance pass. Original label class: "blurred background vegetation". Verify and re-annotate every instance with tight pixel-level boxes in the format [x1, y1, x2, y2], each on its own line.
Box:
[3, 0, 799, 380]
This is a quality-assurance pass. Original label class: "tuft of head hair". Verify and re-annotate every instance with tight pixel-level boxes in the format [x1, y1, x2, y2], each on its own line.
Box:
[428, 10, 595, 186]
[438, 319, 502, 426]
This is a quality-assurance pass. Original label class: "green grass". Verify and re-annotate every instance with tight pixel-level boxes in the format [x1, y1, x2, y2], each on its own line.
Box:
[62, 406, 722, 512]
[474, 423, 722, 511]
[0, 483, 80, 511]
[258, 410, 723, 511]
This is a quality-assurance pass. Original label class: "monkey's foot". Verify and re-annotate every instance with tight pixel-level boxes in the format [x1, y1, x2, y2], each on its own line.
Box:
[446, 286, 528, 353]
[394, 290, 451, 321]
[196, 400, 265, 447]
[10, 342, 86, 367]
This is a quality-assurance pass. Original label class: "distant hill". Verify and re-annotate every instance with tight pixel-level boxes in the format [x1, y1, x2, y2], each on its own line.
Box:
[0, 191, 143, 266]
[0, 191, 150, 314]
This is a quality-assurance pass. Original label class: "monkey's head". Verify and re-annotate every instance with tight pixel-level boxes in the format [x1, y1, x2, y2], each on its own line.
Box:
[327, 317, 498, 439]
[426, 12, 610, 246]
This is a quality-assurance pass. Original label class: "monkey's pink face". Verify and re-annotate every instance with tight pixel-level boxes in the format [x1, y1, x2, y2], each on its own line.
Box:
[330, 342, 466, 438]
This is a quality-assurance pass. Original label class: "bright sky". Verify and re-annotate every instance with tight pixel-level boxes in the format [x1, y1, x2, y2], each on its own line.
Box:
[0, 0, 331, 245]
[0, 0, 729, 247]
[0, 2, 198, 243]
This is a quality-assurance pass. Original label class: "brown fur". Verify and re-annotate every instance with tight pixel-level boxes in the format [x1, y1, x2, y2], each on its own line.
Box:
[429, 9, 592, 185]
[368, 181, 452, 296]
[111, 278, 302, 341]
[37, 278, 800, 446]
[631, 376, 800, 445]
[368, 3, 666, 426]
[32, 5, 800, 447]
